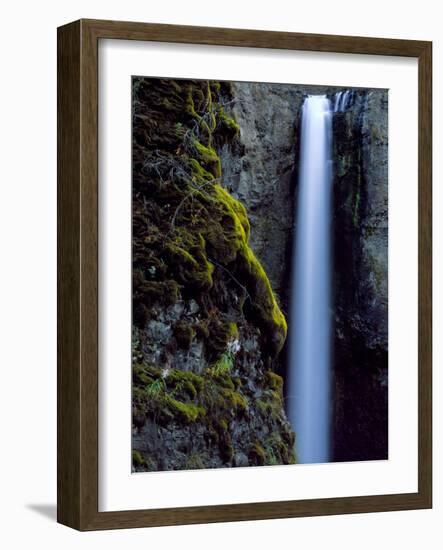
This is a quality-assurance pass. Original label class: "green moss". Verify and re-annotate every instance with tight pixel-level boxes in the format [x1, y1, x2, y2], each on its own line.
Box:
[134, 362, 248, 430]
[133, 362, 248, 436]
[201, 372, 248, 421]
[255, 399, 267, 416]
[212, 183, 250, 241]
[184, 452, 205, 470]
[168, 369, 204, 390]
[232, 376, 242, 389]
[265, 371, 284, 394]
[227, 321, 238, 338]
[165, 369, 204, 399]
[264, 446, 279, 465]
[164, 395, 206, 423]
[208, 371, 235, 390]
[210, 81, 221, 93]
[173, 321, 196, 349]
[145, 378, 166, 397]
[133, 367, 205, 425]
[263, 434, 297, 465]
[193, 140, 221, 178]
[133, 363, 162, 384]
[218, 418, 228, 431]
[204, 217, 243, 264]
[132, 450, 144, 467]
[249, 442, 266, 466]
[255, 388, 283, 419]
[237, 245, 287, 356]
[209, 352, 234, 375]
[220, 112, 241, 136]
[165, 239, 214, 292]
[132, 363, 154, 386]
[207, 320, 238, 360]
[185, 85, 200, 120]
[187, 158, 214, 181]
[224, 389, 248, 412]
[134, 276, 180, 308]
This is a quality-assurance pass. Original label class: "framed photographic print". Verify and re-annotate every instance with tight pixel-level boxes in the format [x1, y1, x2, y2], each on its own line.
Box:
[57, 19, 432, 530]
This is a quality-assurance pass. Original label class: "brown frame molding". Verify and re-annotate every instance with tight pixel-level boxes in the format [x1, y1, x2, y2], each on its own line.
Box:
[57, 18, 432, 531]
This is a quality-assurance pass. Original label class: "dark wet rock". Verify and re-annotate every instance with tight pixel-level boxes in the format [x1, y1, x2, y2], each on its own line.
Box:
[331, 89, 388, 461]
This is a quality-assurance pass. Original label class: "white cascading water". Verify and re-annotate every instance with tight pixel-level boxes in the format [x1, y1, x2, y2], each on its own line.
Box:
[334, 90, 352, 112]
[287, 95, 333, 464]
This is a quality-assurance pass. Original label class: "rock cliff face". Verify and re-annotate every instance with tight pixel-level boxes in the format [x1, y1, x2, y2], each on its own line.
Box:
[219, 82, 301, 302]
[222, 82, 388, 461]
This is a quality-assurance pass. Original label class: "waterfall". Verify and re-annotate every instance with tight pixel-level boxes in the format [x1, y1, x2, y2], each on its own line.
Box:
[334, 90, 353, 112]
[288, 95, 333, 464]
[333, 92, 342, 112]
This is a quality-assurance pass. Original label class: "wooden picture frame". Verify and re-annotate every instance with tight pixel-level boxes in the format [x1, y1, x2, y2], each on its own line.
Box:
[57, 18, 432, 530]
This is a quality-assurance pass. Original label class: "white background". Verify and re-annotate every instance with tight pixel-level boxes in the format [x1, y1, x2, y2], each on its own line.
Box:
[0, 0, 441, 548]
[100, 41, 418, 511]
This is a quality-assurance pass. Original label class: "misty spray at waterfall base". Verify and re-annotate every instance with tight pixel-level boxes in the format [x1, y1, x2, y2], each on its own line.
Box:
[131, 78, 388, 472]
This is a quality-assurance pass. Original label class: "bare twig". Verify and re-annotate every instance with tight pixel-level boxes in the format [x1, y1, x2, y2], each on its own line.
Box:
[168, 178, 221, 233]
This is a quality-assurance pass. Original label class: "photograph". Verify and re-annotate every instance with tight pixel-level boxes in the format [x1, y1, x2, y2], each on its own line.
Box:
[131, 76, 388, 472]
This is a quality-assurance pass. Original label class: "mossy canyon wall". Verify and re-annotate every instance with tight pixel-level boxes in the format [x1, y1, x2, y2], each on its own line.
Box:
[132, 78, 294, 471]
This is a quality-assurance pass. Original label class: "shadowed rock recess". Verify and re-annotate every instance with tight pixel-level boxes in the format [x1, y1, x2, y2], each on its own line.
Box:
[132, 78, 295, 471]
[331, 89, 388, 461]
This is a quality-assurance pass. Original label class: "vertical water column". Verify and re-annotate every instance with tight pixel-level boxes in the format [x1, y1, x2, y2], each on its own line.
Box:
[288, 95, 333, 464]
